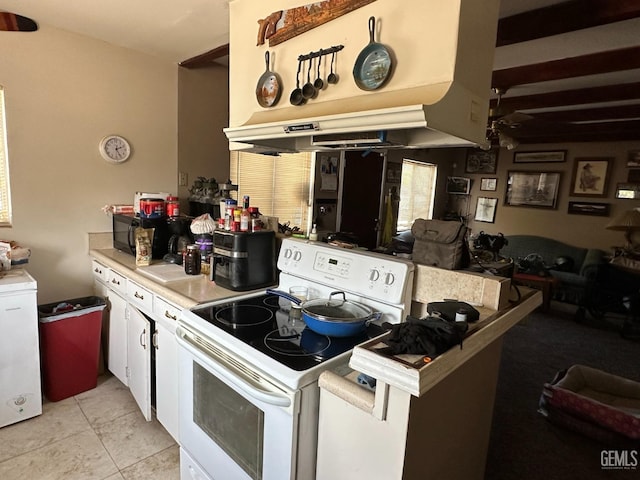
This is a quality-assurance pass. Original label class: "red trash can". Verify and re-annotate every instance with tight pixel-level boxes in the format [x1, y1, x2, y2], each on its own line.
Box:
[38, 296, 106, 401]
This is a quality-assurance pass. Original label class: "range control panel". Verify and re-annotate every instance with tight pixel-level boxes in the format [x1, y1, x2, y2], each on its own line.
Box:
[278, 238, 414, 306]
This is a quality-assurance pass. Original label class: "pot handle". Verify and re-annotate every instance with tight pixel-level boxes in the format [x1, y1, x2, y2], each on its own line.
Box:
[266, 288, 302, 305]
[366, 311, 383, 326]
[328, 291, 347, 303]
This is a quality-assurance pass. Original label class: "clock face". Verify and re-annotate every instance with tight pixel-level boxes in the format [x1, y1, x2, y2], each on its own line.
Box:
[99, 135, 131, 163]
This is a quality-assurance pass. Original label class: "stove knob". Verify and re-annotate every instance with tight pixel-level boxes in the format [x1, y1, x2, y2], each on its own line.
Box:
[284, 248, 293, 259]
[384, 272, 395, 285]
[369, 269, 380, 281]
[293, 250, 302, 261]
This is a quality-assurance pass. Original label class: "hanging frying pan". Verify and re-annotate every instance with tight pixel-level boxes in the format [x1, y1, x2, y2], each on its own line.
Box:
[352, 16, 394, 91]
[256, 51, 282, 108]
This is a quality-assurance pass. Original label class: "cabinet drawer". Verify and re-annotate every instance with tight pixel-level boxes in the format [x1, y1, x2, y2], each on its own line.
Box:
[154, 296, 180, 325]
[107, 269, 127, 295]
[91, 260, 108, 283]
[127, 280, 153, 313]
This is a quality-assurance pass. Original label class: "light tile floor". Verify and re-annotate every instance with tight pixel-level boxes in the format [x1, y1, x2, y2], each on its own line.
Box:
[0, 374, 179, 480]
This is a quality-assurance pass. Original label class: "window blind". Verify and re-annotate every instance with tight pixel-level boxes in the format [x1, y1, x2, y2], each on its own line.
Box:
[0, 86, 12, 226]
[397, 160, 436, 231]
[230, 151, 313, 231]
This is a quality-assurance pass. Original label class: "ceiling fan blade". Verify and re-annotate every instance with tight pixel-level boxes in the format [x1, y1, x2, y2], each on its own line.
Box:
[500, 111, 534, 125]
[0, 12, 38, 32]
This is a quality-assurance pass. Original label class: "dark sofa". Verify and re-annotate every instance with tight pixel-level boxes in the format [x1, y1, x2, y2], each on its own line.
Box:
[500, 235, 606, 305]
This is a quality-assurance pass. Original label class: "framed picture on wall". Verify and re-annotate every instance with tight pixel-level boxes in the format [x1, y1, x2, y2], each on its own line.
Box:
[465, 149, 498, 174]
[569, 157, 612, 197]
[513, 150, 566, 163]
[474, 197, 498, 223]
[505, 171, 561, 209]
[567, 201, 610, 216]
[446, 176, 471, 195]
[480, 178, 497, 191]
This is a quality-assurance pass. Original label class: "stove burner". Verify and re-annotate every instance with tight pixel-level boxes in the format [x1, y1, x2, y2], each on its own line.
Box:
[215, 305, 274, 327]
[262, 295, 282, 309]
[263, 329, 331, 357]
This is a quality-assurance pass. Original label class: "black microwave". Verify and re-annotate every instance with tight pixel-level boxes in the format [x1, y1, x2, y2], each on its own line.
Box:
[112, 214, 169, 259]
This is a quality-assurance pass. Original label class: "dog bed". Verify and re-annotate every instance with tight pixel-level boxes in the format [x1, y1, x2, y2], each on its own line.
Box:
[539, 365, 640, 441]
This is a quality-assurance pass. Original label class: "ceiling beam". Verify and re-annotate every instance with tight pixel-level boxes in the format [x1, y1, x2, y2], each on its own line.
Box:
[531, 104, 640, 123]
[492, 46, 640, 90]
[179, 44, 230, 69]
[497, 0, 640, 47]
[512, 119, 640, 143]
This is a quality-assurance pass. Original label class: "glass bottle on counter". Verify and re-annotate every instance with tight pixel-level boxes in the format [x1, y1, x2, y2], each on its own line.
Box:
[184, 245, 201, 275]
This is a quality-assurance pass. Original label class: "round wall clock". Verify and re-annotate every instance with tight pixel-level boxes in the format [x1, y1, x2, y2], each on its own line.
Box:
[99, 135, 131, 163]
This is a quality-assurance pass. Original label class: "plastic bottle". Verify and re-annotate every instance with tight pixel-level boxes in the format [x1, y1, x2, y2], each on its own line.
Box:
[309, 224, 318, 241]
[240, 207, 250, 232]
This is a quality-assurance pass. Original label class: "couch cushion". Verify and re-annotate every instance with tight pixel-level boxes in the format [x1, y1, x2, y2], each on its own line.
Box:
[500, 235, 587, 274]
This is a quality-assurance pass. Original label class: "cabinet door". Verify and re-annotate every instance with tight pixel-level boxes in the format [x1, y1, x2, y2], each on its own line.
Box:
[106, 290, 129, 387]
[127, 305, 152, 421]
[154, 320, 179, 441]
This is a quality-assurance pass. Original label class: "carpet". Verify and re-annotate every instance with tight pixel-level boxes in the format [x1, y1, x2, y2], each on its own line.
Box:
[485, 303, 640, 480]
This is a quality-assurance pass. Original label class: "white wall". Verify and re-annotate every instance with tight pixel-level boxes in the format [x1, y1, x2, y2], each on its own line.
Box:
[0, 25, 178, 303]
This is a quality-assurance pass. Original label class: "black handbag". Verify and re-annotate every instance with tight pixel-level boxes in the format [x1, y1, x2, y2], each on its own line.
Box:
[427, 301, 480, 323]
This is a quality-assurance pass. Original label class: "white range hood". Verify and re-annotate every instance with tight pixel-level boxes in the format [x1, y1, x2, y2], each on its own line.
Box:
[225, 0, 500, 153]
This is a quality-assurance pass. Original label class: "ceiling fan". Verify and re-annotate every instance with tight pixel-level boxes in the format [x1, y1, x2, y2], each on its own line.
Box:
[485, 87, 533, 150]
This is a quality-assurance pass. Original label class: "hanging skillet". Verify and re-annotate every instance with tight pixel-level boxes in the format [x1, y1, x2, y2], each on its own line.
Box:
[256, 51, 282, 108]
[352, 16, 393, 91]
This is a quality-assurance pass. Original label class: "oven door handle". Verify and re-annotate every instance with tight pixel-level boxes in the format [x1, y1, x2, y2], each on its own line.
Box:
[176, 326, 292, 408]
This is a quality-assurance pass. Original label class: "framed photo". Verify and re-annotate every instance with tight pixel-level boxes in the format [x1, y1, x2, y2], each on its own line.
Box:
[474, 197, 498, 223]
[505, 170, 561, 209]
[627, 150, 640, 167]
[513, 150, 567, 164]
[446, 176, 471, 195]
[615, 183, 640, 200]
[567, 201, 610, 217]
[570, 157, 612, 197]
[465, 149, 498, 174]
[386, 162, 402, 183]
[480, 178, 497, 191]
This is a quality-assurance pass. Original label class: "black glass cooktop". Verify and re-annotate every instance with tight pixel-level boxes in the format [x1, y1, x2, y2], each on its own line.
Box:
[191, 293, 384, 371]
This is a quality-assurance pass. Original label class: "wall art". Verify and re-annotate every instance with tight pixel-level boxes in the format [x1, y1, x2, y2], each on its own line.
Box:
[570, 157, 611, 197]
[567, 201, 610, 216]
[474, 197, 498, 223]
[513, 150, 566, 163]
[465, 149, 498, 174]
[505, 171, 561, 209]
[480, 178, 497, 191]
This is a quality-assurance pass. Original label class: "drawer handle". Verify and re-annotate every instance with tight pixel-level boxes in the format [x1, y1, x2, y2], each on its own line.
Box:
[94, 267, 102, 274]
[111, 278, 120, 286]
[134, 292, 144, 300]
[164, 310, 177, 321]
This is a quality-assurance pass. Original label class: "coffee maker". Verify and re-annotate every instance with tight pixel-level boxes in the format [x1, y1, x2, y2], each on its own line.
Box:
[164, 216, 193, 264]
[211, 230, 276, 291]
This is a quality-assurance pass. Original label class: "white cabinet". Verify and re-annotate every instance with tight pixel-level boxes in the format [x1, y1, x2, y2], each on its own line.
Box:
[107, 291, 129, 386]
[127, 305, 152, 421]
[153, 296, 180, 441]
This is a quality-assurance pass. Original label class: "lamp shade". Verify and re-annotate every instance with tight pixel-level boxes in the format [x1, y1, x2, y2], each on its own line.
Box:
[606, 209, 640, 231]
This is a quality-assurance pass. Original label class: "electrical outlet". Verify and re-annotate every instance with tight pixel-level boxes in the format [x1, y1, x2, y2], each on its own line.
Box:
[179, 172, 188, 186]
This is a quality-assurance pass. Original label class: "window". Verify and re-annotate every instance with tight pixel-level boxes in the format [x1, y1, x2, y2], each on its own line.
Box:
[0, 86, 12, 226]
[396, 159, 436, 231]
[230, 151, 313, 231]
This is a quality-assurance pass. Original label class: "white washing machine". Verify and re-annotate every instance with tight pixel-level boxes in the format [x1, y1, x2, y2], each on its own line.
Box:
[0, 269, 42, 428]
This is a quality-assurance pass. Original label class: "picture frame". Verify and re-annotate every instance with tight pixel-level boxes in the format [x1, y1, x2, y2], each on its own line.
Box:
[465, 148, 498, 174]
[567, 201, 610, 217]
[386, 162, 402, 183]
[615, 183, 640, 200]
[505, 170, 561, 209]
[474, 197, 498, 223]
[446, 176, 471, 195]
[627, 150, 640, 168]
[480, 178, 497, 191]
[513, 150, 567, 164]
[569, 157, 612, 197]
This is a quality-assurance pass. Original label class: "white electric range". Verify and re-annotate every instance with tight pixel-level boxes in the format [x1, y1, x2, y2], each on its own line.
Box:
[177, 238, 414, 480]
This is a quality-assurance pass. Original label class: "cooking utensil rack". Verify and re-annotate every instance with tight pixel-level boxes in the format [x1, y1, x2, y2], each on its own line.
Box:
[297, 45, 343, 62]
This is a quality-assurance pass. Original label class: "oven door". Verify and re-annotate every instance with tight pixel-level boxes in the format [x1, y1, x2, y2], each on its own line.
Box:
[176, 324, 300, 480]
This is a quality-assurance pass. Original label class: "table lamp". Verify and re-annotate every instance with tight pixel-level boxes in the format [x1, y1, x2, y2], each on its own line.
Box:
[606, 208, 640, 248]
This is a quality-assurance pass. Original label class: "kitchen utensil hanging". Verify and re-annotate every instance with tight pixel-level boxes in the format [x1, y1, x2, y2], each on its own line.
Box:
[353, 16, 394, 91]
[289, 58, 306, 106]
[314, 51, 324, 90]
[302, 56, 316, 100]
[255, 51, 283, 108]
[327, 51, 339, 84]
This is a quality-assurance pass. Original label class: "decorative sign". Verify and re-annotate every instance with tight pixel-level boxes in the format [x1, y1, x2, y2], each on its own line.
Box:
[257, 0, 377, 47]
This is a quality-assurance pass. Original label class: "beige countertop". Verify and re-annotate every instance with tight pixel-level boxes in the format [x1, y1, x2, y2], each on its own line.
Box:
[90, 248, 264, 308]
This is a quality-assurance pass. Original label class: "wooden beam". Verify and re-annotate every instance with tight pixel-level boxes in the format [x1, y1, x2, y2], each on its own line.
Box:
[492, 47, 640, 90]
[497, 0, 640, 46]
[531, 104, 640, 123]
[512, 119, 640, 143]
[179, 44, 229, 69]
[491, 83, 640, 112]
